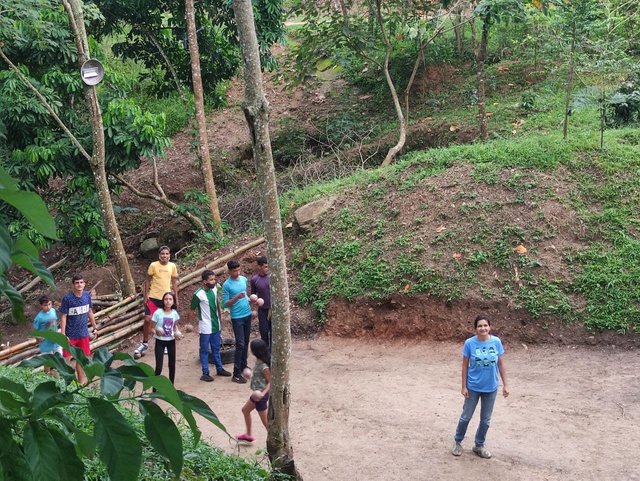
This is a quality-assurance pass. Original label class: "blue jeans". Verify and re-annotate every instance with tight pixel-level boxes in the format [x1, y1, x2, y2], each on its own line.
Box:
[232, 315, 251, 377]
[199, 332, 222, 375]
[454, 389, 497, 447]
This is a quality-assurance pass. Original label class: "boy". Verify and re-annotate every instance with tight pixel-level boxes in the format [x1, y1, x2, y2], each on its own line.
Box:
[250, 256, 271, 350]
[136, 245, 179, 358]
[222, 260, 252, 384]
[191, 270, 232, 382]
[59, 274, 98, 384]
[33, 295, 62, 373]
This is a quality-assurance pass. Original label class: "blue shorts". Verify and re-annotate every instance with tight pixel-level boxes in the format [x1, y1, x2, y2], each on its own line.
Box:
[252, 392, 270, 412]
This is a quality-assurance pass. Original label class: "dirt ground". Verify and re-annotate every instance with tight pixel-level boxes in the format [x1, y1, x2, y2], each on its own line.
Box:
[140, 334, 639, 481]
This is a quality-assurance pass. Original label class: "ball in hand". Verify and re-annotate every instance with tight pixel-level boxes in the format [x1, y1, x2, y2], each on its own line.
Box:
[257, 298, 265, 307]
[242, 367, 252, 380]
[249, 294, 258, 302]
[155, 326, 164, 336]
[174, 329, 183, 339]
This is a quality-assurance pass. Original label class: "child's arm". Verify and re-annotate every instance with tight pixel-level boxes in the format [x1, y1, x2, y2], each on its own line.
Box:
[261, 366, 270, 396]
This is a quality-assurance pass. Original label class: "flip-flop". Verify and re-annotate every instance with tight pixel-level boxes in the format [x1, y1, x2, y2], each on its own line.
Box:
[236, 433, 255, 442]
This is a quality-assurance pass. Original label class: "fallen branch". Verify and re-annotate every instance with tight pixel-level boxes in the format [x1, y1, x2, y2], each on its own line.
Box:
[16, 257, 68, 293]
[112, 158, 206, 232]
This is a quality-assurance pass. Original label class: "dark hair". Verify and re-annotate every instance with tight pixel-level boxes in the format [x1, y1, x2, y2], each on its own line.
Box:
[162, 291, 176, 309]
[257, 256, 268, 266]
[71, 274, 84, 283]
[474, 314, 491, 328]
[201, 269, 215, 281]
[38, 295, 51, 305]
[250, 339, 270, 366]
[158, 245, 170, 254]
[227, 260, 240, 270]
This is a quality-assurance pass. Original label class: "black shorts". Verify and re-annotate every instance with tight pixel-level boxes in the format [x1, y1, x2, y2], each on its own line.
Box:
[145, 298, 163, 316]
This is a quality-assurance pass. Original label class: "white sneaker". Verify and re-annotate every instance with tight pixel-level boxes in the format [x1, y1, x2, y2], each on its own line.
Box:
[452, 442, 463, 456]
[164, 347, 168, 355]
[134, 342, 148, 359]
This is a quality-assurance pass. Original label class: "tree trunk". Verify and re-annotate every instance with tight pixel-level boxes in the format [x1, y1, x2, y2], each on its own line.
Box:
[63, 0, 135, 296]
[453, 14, 464, 59]
[375, 0, 406, 167]
[231, 0, 302, 479]
[185, 0, 223, 237]
[146, 29, 188, 104]
[562, 22, 576, 140]
[476, 17, 490, 141]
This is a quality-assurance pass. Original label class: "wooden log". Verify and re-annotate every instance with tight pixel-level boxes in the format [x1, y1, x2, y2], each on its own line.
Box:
[96, 299, 143, 325]
[16, 256, 68, 294]
[92, 294, 122, 301]
[92, 300, 118, 307]
[0, 339, 38, 360]
[94, 294, 139, 319]
[177, 236, 265, 286]
[98, 314, 144, 336]
[1, 346, 39, 366]
[179, 265, 227, 291]
[98, 308, 143, 328]
[90, 320, 144, 351]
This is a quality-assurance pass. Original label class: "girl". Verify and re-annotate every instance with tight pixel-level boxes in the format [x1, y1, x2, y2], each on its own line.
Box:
[452, 314, 509, 459]
[236, 339, 270, 442]
[151, 292, 181, 384]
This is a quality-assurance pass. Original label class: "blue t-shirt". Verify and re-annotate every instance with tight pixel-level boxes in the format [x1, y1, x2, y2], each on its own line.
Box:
[222, 276, 251, 319]
[152, 309, 180, 341]
[33, 309, 59, 353]
[462, 335, 504, 393]
[60, 291, 92, 340]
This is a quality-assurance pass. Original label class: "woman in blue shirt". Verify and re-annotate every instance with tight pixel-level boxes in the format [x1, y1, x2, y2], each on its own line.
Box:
[452, 314, 509, 459]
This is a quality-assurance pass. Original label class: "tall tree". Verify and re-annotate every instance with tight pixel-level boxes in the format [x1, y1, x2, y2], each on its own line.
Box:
[62, 0, 135, 295]
[232, 0, 302, 478]
[185, 0, 223, 236]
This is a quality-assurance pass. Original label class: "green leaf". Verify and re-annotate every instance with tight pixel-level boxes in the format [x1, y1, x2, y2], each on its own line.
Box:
[100, 368, 124, 398]
[82, 360, 105, 381]
[140, 400, 183, 477]
[19, 353, 76, 384]
[0, 377, 29, 401]
[177, 390, 227, 433]
[54, 410, 96, 457]
[0, 423, 30, 481]
[47, 427, 85, 481]
[30, 381, 71, 418]
[88, 397, 142, 481]
[0, 190, 58, 240]
[0, 389, 26, 414]
[92, 347, 112, 365]
[142, 376, 183, 411]
[29, 330, 70, 351]
[24, 421, 61, 481]
[0, 278, 25, 323]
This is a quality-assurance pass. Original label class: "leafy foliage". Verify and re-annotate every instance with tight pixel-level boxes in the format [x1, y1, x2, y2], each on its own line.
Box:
[0, 166, 57, 322]
[0, 330, 230, 481]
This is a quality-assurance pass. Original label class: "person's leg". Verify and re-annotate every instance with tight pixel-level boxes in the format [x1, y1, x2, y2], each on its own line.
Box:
[241, 315, 251, 370]
[232, 318, 245, 378]
[258, 308, 270, 348]
[241, 399, 255, 437]
[167, 339, 176, 384]
[210, 331, 227, 374]
[454, 389, 481, 443]
[257, 408, 268, 429]
[199, 333, 210, 376]
[154, 340, 164, 377]
[474, 390, 498, 447]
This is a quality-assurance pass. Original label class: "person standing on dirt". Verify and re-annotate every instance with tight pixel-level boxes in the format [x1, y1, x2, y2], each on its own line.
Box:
[191, 269, 232, 382]
[222, 259, 252, 384]
[250, 256, 271, 351]
[59, 274, 98, 385]
[135, 245, 179, 359]
[452, 314, 509, 459]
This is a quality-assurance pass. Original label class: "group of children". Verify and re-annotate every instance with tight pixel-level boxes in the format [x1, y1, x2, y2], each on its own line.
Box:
[33, 254, 271, 443]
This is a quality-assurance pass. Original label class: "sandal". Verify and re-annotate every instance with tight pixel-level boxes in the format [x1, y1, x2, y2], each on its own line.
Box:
[236, 433, 255, 442]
